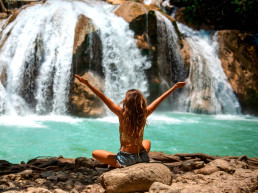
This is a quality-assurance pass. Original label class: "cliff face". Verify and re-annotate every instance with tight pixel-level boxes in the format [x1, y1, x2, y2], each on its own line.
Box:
[217, 31, 258, 115]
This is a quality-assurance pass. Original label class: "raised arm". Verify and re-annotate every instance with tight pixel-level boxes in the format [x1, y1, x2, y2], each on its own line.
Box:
[75, 74, 122, 117]
[147, 82, 187, 117]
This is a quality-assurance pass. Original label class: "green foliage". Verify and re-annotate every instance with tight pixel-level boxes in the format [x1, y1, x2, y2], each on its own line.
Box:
[178, 0, 258, 30]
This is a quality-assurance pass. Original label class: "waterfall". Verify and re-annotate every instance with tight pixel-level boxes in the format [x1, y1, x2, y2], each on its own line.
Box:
[77, 1, 151, 103]
[0, 0, 150, 116]
[155, 11, 187, 108]
[176, 24, 241, 114]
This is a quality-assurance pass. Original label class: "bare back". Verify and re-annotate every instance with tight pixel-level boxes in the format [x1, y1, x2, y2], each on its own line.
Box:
[118, 115, 145, 154]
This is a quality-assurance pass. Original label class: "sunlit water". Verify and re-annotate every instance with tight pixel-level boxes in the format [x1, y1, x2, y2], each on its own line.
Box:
[0, 112, 257, 163]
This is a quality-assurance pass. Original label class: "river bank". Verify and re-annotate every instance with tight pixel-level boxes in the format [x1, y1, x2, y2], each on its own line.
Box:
[0, 152, 257, 193]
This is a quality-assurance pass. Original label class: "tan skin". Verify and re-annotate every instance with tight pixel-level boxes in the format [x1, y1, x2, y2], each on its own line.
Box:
[75, 74, 187, 167]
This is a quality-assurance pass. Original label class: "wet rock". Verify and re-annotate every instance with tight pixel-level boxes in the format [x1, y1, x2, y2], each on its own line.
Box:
[100, 163, 172, 193]
[40, 171, 55, 178]
[217, 30, 258, 115]
[69, 72, 106, 118]
[73, 15, 97, 54]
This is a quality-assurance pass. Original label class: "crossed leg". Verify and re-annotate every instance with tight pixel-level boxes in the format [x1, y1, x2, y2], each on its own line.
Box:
[92, 139, 151, 168]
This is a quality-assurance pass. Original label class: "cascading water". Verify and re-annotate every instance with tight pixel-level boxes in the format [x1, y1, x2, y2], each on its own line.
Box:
[175, 23, 241, 114]
[155, 11, 188, 108]
[156, 11, 186, 86]
[0, 0, 150, 116]
[0, 1, 78, 115]
[79, 2, 151, 103]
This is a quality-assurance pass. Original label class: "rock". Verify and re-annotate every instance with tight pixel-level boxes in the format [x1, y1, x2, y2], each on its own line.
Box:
[100, 163, 172, 193]
[194, 165, 220, 175]
[217, 30, 258, 115]
[73, 15, 97, 54]
[26, 187, 51, 193]
[149, 182, 179, 193]
[106, 0, 124, 5]
[115, 2, 150, 23]
[229, 159, 249, 169]
[209, 159, 235, 174]
[194, 159, 234, 175]
[19, 169, 33, 179]
[53, 189, 68, 193]
[181, 160, 204, 171]
[69, 72, 106, 117]
[56, 171, 67, 181]
[35, 178, 47, 185]
[40, 171, 55, 178]
[75, 157, 95, 169]
[149, 151, 181, 162]
[0, 13, 8, 19]
[70, 188, 79, 193]
[82, 184, 105, 193]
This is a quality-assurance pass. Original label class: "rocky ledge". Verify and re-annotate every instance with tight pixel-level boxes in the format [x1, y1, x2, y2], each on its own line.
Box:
[0, 152, 257, 193]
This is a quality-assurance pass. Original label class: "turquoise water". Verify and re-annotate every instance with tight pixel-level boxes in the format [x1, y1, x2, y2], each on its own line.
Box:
[0, 112, 257, 164]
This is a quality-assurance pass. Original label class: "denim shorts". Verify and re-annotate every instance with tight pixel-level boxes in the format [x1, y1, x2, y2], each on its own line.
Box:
[115, 150, 150, 167]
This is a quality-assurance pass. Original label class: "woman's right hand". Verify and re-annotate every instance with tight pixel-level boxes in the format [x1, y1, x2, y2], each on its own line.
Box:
[174, 81, 187, 88]
[75, 74, 88, 84]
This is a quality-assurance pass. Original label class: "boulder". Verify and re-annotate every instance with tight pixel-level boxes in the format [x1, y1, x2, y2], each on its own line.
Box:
[69, 72, 106, 117]
[100, 163, 172, 193]
[114, 2, 150, 23]
[73, 15, 97, 54]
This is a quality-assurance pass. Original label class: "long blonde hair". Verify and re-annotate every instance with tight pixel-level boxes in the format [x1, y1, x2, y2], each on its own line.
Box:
[120, 89, 147, 139]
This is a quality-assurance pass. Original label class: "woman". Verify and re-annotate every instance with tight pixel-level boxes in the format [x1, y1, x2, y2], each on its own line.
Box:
[75, 74, 187, 167]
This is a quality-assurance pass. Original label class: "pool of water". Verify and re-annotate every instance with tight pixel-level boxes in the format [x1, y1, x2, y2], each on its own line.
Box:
[0, 112, 257, 163]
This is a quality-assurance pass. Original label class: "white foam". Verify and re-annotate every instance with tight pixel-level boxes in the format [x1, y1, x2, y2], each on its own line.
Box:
[143, 0, 152, 5]
[214, 114, 258, 122]
[0, 115, 83, 128]
[0, 116, 45, 128]
[148, 115, 182, 124]
[96, 116, 119, 124]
